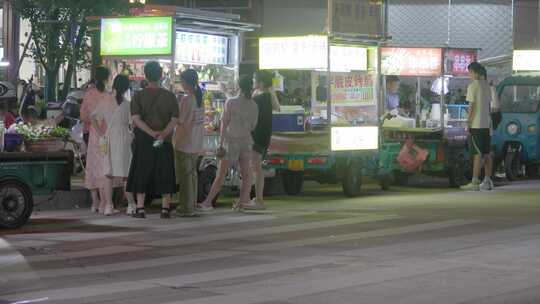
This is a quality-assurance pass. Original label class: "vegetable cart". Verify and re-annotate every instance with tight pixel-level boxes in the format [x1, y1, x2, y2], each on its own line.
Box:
[0, 151, 71, 228]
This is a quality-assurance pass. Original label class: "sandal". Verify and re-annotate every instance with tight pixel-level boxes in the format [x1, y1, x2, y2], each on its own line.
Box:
[232, 201, 249, 211]
[161, 207, 171, 219]
[132, 207, 146, 219]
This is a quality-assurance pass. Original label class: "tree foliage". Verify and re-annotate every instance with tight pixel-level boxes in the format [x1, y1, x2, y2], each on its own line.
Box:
[13, 0, 130, 100]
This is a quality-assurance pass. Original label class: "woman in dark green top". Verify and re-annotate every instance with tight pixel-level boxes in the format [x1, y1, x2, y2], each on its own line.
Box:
[245, 71, 280, 210]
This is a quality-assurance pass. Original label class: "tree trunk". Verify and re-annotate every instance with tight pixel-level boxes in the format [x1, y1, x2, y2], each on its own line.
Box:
[44, 69, 58, 103]
[60, 21, 87, 100]
[61, 62, 75, 100]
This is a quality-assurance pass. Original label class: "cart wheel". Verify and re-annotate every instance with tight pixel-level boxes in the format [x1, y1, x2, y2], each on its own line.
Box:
[198, 164, 219, 207]
[0, 180, 34, 229]
[262, 176, 281, 197]
[505, 152, 521, 181]
[525, 165, 539, 179]
[449, 155, 470, 188]
[380, 174, 392, 191]
[342, 162, 362, 197]
[392, 171, 409, 186]
[282, 171, 303, 196]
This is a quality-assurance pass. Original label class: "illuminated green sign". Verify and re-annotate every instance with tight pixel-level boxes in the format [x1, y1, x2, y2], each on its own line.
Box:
[100, 17, 173, 56]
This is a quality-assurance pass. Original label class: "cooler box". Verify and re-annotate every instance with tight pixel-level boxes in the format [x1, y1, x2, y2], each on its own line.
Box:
[272, 112, 305, 132]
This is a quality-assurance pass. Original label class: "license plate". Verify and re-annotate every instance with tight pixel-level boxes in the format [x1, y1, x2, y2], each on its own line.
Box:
[288, 160, 304, 171]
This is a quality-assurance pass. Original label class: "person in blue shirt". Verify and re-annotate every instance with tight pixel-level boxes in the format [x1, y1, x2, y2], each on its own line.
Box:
[385, 76, 401, 112]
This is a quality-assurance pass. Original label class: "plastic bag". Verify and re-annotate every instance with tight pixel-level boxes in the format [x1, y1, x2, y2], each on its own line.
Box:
[397, 139, 429, 172]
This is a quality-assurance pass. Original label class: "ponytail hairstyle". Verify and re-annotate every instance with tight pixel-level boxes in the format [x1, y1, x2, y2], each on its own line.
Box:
[112, 74, 130, 105]
[238, 75, 253, 98]
[94, 66, 110, 93]
[180, 69, 203, 108]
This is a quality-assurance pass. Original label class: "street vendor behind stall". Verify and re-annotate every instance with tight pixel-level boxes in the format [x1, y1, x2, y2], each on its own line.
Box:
[385, 76, 401, 112]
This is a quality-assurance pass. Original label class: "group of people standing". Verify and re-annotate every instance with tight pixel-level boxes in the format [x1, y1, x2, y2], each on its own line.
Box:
[81, 61, 278, 218]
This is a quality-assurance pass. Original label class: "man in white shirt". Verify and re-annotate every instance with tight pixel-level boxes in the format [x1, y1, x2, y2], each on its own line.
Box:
[461, 63, 494, 191]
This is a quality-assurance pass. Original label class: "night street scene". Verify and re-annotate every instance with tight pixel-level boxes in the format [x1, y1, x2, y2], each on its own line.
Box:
[1, 0, 540, 303]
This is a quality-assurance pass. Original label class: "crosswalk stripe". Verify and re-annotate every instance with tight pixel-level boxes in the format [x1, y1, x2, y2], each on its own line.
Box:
[5, 215, 279, 263]
[2, 215, 395, 279]
[5, 214, 394, 265]
[1, 219, 478, 302]
[1, 250, 246, 281]
[141, 214, 398, 247]
[236, 219, 481, 251]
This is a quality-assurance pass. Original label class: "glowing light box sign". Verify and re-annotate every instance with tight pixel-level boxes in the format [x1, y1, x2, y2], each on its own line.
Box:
[259, 36, 327, 70]
[330, 45, 368, 72]
[331, 126, 379, 151]
[259, 36, 368, 71]
[513, 50, 540, 71]
[176, 32, 229, 65]
[445, 49, 477, 76]
[381, 47, 442, 76]
[101, 17, 173, 56]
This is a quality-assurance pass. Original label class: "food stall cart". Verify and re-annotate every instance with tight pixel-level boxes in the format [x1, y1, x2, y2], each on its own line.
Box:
[260, 35, 381, 197]
[99, 6, 258, 204]
[379, 47, 476, 188]
[492, 50, 540, 180]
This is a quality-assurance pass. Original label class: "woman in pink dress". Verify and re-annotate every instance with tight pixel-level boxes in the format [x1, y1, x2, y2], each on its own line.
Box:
[80, 67, 115, 214]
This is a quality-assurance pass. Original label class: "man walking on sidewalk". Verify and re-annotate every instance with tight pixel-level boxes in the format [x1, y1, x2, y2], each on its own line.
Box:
[461, 62, 494, 191]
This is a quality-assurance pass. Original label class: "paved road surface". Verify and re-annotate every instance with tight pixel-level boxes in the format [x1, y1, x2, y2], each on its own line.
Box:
[2, 180, 540, 304]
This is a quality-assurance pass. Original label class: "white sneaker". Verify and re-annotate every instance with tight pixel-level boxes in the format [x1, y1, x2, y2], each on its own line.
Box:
[480, 180, 494, 191]
[460, 182, 480, 191]
[242, 198, 266, 210]
[126, 203, 136, 215]
[104, 206, 120, 216]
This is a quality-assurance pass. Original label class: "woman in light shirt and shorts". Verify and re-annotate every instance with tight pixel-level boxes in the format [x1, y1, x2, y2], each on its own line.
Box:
[197, 76, 258, 211]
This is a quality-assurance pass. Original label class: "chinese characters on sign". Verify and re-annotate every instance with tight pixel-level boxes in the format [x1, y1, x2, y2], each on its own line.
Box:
[445, 49, 477, 76]
[259, 36, 368, 71]
[331, 73, 375, 105]
[176, 32, 229, 65]
[331, 126, 379, 151]
[259, 36, 328, 70]
[330, 0, 384, 37]
[381, 47, 442, 76]
[331, 46, 368, 71]
[101, 17, 173, 56]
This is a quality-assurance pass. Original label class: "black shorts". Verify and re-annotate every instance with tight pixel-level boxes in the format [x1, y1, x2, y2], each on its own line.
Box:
[469, 128, 491, 155]
[126, 129, 177, 195]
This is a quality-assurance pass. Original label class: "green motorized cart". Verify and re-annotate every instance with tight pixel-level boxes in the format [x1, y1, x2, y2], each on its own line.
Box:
[259, 36, 382, 197]
[265, 130, 379, 197]
[0, 152, 71, 228]
[378, 47, 476, 188]
[379, 126, 471, 188]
